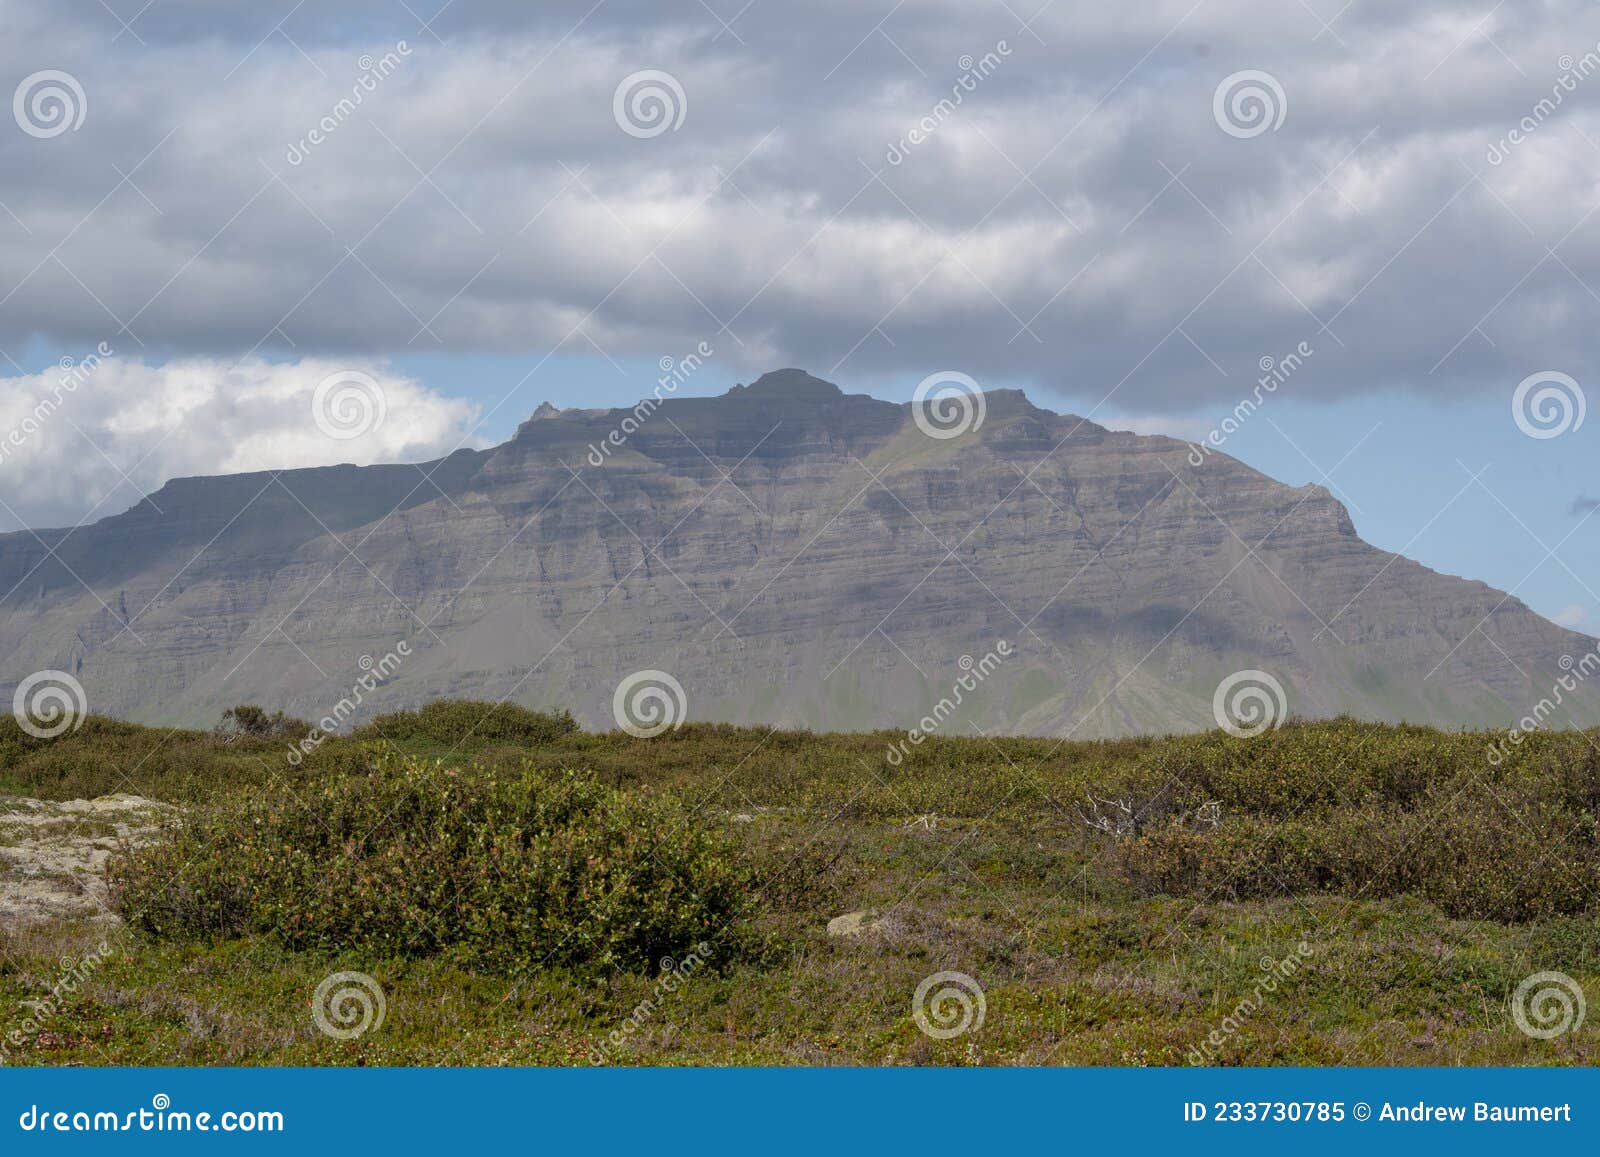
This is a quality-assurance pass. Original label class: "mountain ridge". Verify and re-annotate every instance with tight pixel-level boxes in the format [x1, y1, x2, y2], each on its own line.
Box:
[0, 369, 1593, 737]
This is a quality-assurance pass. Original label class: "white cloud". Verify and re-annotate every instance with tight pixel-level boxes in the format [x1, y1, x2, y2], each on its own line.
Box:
[0, 355, 482, 531]
[1, 0, 1599, 420]
[1100, 414, 1212, 442]
[1553, 603, 1594, 631]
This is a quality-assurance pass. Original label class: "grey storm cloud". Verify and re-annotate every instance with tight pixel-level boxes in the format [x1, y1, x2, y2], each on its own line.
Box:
[3, 0, 1600, 413]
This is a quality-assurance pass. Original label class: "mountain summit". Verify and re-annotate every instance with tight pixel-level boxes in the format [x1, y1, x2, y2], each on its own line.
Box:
[0, 371, 1592, 736]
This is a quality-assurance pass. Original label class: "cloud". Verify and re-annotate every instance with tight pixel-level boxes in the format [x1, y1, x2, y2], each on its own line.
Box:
[0, 355, 482, 531]
[1571, 496, 1600, 517]
[1100, 414, 1213, 442]
[2, 0, 1600, 424]
[1553, 604, 1596, 633]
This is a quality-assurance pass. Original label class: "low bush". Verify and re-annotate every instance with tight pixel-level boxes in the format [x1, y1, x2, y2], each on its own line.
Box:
[15, 705, 1600, 931]
[0, 715, 234, 802]
[212, 704, 309, 741]
[1114, 785, 1600, 922]
[354, 699, 578, 747]
[109, 754, 754, 972]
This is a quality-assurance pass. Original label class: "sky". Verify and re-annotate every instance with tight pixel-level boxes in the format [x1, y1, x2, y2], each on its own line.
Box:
[0, 0, 1595, 633]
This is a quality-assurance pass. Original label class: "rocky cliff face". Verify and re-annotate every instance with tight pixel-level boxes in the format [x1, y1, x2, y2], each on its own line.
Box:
[1, 369, 1593, 738]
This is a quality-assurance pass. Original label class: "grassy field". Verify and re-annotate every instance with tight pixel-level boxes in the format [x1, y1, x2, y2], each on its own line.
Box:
[2, 705, 1598, 1066]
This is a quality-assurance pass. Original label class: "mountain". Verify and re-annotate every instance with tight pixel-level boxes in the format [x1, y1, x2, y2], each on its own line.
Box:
[1, 368, 1594, 738]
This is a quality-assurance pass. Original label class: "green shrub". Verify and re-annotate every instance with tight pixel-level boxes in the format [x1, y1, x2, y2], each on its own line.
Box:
[354, 700, 578, 747]
[109, 754, 753, 972]
[1408, 786, 1598, 922]
[0, 715, 237, 802]
[1114, 786, 1600, 923]
[213, 704, 309, 740]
